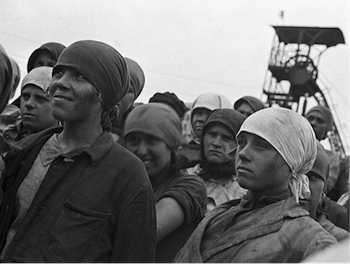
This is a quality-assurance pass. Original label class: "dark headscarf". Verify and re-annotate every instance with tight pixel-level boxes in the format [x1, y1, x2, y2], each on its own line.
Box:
[199, 109, 245, 180]
[53, 40, 130, 130]
[27, 42, 66, 73]
[111, 58, 145, 136]
[305, 105, 334, 139]
[234, 96, 265, 112]
[124, 103, 182, 151]
[0, 47, 13, 114]
[308, 141, 329, 184]
[149, 92, 188, 119]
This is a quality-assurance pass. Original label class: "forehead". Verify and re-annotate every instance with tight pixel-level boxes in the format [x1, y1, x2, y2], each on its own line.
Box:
[127, 131, 160, 141]
[21, 84, 46, 94]
[35, 50, 54, 60]
[192, 107, 211, 115]
[306, 111, 325, 120]
[205, 123, 233, 136]
[237, 131, 270, 143]
[236, 102, 253, 112]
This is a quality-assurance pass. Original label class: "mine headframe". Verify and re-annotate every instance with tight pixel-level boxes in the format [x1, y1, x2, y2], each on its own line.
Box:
[261, 25, 347, 157]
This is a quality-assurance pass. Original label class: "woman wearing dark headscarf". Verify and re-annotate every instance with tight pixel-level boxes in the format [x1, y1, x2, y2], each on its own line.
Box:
[0, 40, 156, 263]
[178, 93, 232, 168]
[27, 42, 66, 73]
[124, 103, 206, 263]
[305, 105, 341, 195]
[11, 42, 67, 109]
[110, 57, 145, 142]
[174, 107, 337, 263]
[301, 141, 349, 239]
[0, 46, 13, 114]
[188, 109, 247, 211]
[233, 95, 265, 118]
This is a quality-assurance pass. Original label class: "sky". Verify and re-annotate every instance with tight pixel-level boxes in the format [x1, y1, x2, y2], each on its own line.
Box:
[1, 0, 349, 153]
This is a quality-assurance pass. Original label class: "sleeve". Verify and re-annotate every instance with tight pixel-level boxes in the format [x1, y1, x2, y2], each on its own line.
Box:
[159, 172, 207, 224]
[111, 181, 156, 263]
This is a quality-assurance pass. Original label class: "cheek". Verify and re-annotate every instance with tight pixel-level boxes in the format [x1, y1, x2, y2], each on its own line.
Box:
[125, 144, 138, 155]
[223, 142, 236, 155]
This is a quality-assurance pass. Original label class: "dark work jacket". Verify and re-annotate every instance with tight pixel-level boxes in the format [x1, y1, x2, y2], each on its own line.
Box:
[0, 127, 156, 262]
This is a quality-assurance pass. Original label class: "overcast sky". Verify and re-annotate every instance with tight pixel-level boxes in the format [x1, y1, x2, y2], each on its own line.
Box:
[1, 0, 348, 152]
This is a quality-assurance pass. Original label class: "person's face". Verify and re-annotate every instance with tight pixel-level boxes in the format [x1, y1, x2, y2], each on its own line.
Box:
[203, 123, 236, 164]
[306, 111, 327, 140]
[49, 66, 102, 123]
[191, 108, 211, 138]
[236, 103, 254, 118]
[235, 132, 291, 193]
[20, 85, 57, 134]
[299, 172, 324, 218]
[33, 50, 56, 69]
[125, 132, 172, 178]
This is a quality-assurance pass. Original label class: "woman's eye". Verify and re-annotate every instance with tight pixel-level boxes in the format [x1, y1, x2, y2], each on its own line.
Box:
[127, 137, 139, 146]
[147, 138, 158, 145]
[53, 71, 63, 77]
[237, 140, 246, 147]
[75, 74, 85, 81]
[256, 142, 268, 149]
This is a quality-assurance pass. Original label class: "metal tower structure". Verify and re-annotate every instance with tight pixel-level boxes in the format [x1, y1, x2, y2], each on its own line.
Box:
[261, 26, 347, 158]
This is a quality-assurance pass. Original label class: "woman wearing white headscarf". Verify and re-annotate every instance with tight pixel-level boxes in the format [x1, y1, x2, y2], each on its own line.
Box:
[174, 107, 337, 263]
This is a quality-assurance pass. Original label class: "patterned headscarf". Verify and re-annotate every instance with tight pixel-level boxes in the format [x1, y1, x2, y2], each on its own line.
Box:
[237, 107, 317, 202]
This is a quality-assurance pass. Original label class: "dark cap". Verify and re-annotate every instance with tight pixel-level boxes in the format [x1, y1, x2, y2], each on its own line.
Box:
[149, 92, 188, 118]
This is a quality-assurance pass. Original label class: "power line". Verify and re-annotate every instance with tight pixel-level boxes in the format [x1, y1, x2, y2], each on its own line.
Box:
[145, 69, 259, 90]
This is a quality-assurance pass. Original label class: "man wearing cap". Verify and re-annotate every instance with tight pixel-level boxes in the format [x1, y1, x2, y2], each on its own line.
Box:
[0, 40, 156, 262]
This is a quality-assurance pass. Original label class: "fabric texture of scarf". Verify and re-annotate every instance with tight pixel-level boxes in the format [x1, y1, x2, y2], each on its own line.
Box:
[21, 66, 52, 93]
[237, 107, 317, 203]
[124, 103, 182, 151]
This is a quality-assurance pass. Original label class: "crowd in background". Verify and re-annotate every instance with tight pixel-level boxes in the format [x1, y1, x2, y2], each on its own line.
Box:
[0, 40, 348, 262]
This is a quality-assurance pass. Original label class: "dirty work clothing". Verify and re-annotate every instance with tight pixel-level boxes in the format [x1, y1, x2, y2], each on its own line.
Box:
[317, 213, 349, 242]
[187, 164, 246, 212]
[0, 127, 156, 262]
[154, 170, 207, 263]
[174, 192, 337, 263]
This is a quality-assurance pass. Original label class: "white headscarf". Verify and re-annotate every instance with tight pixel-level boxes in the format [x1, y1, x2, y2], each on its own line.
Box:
[237, 107, 317, 202]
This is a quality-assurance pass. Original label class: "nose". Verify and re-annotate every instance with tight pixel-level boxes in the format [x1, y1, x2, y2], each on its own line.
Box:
[135, 141, 148, 157]
[237, 144, 251, 161]
[49, 71, 71, 96]
[23, 96, 35, 109]
[211, 135, 221, 147]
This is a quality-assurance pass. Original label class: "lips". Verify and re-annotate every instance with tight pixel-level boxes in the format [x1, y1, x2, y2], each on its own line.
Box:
[22, 112, 36, 118]
[237, 165, 252, 173]
[53, 94, 73, 101]
[208, 149, 223, 155]
[142, 159, 152, 166]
